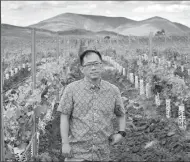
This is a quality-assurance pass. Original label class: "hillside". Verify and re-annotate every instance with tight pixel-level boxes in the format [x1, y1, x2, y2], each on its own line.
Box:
[29, 12, 136, 32]
[2, 13, 190, 37]
[1, 24, 57, 39]
[1, 24, 126, 40]
[173, 22, 190, 32]
[28, 13, 190, 36]
[115, 16, 190, 36]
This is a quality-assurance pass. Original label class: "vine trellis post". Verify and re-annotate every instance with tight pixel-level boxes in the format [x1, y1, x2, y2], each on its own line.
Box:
[31, 28, 37, 157]
[164, 34, 166, 46]
[128, 35, 131, 46]
[56, 32, 60, 102]
[149, 32, 153, 64]
[1, 37, 5, 162]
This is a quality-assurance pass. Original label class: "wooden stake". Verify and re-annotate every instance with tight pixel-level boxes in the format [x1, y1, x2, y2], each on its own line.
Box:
[178, 104, 186, 130]
[166, 99, 171, 118]
[165, 34, 166, 46]
[145, 83, 151, 98]
[32, 29, 36, 90]
[56, 33, 59, 62]
[181, 65, 184, 72]
[31, 28, 37, 156]
[129, 35, 130, 46]
[5, 74, 9, 80]
[56, 33, 60, 102]
[149, 32, 153, 64]
[135, 76, 139, 89]
[188, 69, 190, 75]
[130, 73, 134, 83]
[155, 93, 160, 106]
[123, 68, 126, 76]
[140, 79, 144, 95]
[1, 37, 5, 162]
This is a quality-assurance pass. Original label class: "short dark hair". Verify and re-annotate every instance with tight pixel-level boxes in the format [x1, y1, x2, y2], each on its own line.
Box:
[79, 50, 102, 66]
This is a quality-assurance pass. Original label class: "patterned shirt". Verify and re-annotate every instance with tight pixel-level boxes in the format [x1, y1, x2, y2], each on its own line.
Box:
[57, 78, 125, 161]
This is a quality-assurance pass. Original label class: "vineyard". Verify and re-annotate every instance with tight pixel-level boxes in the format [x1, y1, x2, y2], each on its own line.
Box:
[1, 28, 190, 161]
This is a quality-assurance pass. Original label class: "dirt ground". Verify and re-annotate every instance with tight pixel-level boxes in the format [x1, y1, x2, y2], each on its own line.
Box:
[38, 72, 190, 162]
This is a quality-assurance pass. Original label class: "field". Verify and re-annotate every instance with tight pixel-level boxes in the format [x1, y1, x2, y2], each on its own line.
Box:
[1, 31, 190, 161]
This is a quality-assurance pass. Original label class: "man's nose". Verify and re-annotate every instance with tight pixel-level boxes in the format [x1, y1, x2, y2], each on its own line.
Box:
[91, 65, 96, 69]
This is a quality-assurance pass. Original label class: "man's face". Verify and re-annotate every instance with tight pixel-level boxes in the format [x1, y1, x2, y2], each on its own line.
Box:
[81, 53, 103, 80]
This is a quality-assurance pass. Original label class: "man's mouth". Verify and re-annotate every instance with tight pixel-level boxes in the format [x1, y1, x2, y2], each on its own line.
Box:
[90, 72, 98, 74]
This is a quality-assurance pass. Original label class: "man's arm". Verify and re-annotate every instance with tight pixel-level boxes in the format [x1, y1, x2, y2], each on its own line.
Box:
[117, 113, 126, 131]
[57, 85, 73, 144]
[60, 114, 70, 144]
[114, 87, 126, 131]
[110, 87, 126, 145]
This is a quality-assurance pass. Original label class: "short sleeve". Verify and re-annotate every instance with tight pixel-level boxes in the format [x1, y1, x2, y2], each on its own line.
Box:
[57, 84, 73, 116]
[114, 87, 125, 117]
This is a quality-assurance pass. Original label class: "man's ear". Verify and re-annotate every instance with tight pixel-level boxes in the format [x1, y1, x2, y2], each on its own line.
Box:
[79, 66, 84, 74]
[100, 61, 104, 68]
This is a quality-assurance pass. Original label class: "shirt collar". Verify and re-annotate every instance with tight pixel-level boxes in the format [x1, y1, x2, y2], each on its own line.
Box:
[83, 77, 103, 90]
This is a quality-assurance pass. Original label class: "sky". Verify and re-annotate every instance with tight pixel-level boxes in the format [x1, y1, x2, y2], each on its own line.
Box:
[1, 1, 190, 27]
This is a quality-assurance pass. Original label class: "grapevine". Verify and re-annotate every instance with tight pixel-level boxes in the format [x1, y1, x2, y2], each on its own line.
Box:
[2, 34, 190, 161]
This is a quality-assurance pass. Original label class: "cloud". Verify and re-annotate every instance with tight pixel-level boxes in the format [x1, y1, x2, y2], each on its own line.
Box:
[89, 4, 97, 9]
[150, 1, 182, 5]
[1, 14, 5, 21]
[105, 1, 114, 4]
[181, 1, 190, 5]
[64, 3, 97, 10]
[47, 1, 61, 5]
[29, 1, 67, 9]
[25, 1, 44, 5]
[154, 1, 190, 6]
[105, 10, 112, 16]
[133, 5, 163, 13]
[133, 7, 145, 13]
[4, 1, 68, 10]
[165, 4, 190, 12]
[147, 4, 163, 12]
[1, 1, 190, 27]
[113, 1, 138, 4]
[133, 4, 190, 13]
[9, 4, 21, 10]
[65, 1, 92, 6]
[128, 1, 138, 4]
[105, 1, 132, 5]
[46, 1, 67, 7]
[3, 2, 25, 11]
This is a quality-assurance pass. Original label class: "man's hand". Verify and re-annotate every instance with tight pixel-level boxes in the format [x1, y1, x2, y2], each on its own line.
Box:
[109, 133, 123, 145]
[62, 143, 72, 158]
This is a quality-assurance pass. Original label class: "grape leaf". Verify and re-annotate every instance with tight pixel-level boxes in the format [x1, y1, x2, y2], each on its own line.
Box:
[15, 109, 21, 119]
[13, 147, 24, 158]
[5, 110, 14, 118]
[24, 131, 31, 139]
[34, 105, 47, 117]
[5, 145, 14, 160]
[27, 111, 34, 116]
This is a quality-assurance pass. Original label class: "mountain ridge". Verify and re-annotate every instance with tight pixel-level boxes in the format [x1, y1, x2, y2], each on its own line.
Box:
[1, 23, 128, 38]
[2, 13, 190, 37]
[28, 12, 190, 36]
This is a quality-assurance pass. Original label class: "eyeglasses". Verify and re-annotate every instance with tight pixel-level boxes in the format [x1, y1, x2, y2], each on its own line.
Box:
[82, 62, 102, 68]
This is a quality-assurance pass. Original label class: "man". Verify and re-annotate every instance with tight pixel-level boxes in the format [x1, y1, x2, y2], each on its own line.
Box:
[57, 50, 126, 161]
